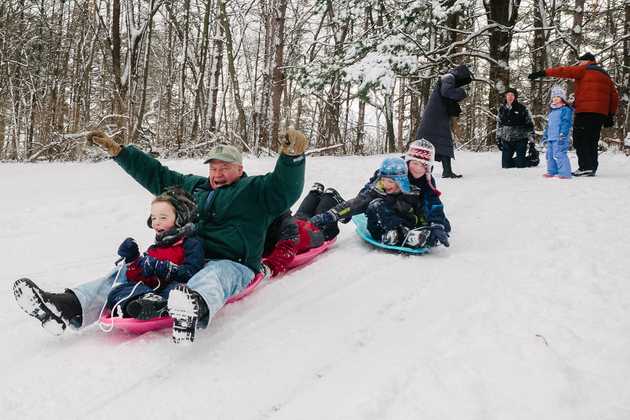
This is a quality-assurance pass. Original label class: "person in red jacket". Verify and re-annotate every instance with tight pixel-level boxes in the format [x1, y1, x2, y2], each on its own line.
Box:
[106, 187, 205, 319]
[262, 184, 345, 276]
[529, 52, 619, 177]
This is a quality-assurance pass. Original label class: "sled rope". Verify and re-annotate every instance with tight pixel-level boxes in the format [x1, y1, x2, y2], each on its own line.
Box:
[98, 259, 162, 333]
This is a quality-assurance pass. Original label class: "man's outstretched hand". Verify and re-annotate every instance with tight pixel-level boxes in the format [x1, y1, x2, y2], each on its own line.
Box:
[280, 127, 308, 156]
[87, 130, 122, 156]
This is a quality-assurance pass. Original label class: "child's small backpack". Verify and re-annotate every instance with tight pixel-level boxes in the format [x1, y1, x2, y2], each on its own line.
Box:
[526, 143, 540, 167]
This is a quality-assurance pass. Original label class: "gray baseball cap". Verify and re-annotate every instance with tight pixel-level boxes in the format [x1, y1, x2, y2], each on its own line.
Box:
[203, 144, 243, 164]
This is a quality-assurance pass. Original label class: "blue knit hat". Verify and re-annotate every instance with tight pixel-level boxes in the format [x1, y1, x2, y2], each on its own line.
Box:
[550, 85, 567, 103]
[379, 157, 411, 193]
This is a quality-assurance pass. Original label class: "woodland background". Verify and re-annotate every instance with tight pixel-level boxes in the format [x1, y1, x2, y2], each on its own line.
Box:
[0, 0, 628, 161]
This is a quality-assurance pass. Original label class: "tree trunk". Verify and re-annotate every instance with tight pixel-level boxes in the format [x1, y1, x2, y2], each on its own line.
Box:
[569, 0, 585, 63]
[531, 0, 548, 135]
[270, 0, 287, 150]
[209, 7, 224, 134]
[356, 98, 366, 155]
[483, 0, 521, 145]
[218, 0, 248, 142]
[190, 0, 213, 142]
[396, 78, 405, 151]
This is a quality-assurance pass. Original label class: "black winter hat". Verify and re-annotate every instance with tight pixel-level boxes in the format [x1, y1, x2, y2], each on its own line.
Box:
[147, 187, 199, 229]
[504, 88, 518, 97]
[578, 52, 596, 62]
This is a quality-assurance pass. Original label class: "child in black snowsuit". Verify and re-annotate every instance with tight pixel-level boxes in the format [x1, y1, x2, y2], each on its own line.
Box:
[262, 184, 345, 276]
[106, 187, 205, 319]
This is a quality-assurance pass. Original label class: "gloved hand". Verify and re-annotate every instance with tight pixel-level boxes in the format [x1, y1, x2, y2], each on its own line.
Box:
[138, 254, 175, 280]
[496, 139, 503, 151]
[87, 130, 122, 156]
[426, 223, 450, 247]
[280, 127, 308, 156]
[117, 237, 140, 263]
[528, 70, 545, 80]
[603, 114, 614, 128]
[310, 210, 339, 228]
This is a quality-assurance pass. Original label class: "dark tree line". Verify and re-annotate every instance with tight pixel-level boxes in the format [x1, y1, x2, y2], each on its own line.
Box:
[0, 0, 627, 161]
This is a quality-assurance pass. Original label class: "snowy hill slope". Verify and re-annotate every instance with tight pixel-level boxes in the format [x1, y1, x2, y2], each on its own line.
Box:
[2, 151, 629, 420]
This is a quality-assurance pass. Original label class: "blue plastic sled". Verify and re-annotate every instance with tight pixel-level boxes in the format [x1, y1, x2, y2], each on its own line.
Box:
[353, 214, 429, 254]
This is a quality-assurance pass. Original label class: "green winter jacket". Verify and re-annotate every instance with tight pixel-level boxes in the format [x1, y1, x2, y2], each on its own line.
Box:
[114, 146, 305, 272]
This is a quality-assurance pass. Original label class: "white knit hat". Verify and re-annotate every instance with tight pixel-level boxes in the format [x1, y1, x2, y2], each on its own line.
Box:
[405, 138, 435, 168]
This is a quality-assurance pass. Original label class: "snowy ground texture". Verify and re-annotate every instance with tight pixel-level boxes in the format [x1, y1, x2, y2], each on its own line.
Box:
[2, 150, 630, 420]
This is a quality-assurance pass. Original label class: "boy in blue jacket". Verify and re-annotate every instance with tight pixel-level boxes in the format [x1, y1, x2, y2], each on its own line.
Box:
[542, 86, 574, 179]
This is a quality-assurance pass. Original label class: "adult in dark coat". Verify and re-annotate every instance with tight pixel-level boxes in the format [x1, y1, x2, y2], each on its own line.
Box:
[416, 64, 473, 178]
[496, 88, 535, 168]
[529, 52, 619, 176]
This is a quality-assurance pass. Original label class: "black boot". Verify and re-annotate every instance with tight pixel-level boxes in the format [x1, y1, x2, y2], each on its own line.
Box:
[441, 157, 462, 178]
[126, 293, 168, 320]
[167, 285, 209, 344]
[13, 278, 83, 335]
[295, 184, 324, 219]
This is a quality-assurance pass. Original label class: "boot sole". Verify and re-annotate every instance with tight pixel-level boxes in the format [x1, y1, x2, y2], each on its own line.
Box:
[13, 278, 66, 336]
[167, 286, 199, 345]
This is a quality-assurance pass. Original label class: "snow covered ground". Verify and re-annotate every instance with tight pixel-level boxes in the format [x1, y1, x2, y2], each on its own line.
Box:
[2, 150, 629, 420]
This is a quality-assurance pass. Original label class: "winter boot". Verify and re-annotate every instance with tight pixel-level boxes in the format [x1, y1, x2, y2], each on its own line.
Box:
[441, 157, 463, 178]
[402, 227, 431, 248]
[167, 285, 209, 344]
[13, 278, 83, 335]
[381, 229, 400, 246]
[310, 182, 325, 194]
[126, 293, 168, 320]
[571, 169, 594, 177]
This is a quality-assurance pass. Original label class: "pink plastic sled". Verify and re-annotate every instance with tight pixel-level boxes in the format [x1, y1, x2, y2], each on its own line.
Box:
[99, 239, 335, 334]
[100, 272, 265, 334]
[280, 238, 336, 270]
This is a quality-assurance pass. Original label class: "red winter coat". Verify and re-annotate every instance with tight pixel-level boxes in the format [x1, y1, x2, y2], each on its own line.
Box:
[545, 63, 619, 116]
[126, 240, 186, 288]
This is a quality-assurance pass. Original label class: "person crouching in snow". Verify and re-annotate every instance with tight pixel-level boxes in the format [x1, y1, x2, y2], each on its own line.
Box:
[106, 187, 205, 319]
[542, 86, 574, 179]
[262, 183, 346, 276]
[310, 157, 450, 248]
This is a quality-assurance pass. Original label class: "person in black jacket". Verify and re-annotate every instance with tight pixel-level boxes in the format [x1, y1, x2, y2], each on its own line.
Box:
[496, 88, 535, 168]
[416, 64, 473, 178]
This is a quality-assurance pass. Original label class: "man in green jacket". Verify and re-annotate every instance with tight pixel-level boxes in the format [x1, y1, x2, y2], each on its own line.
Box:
[13, 129, 307, 344]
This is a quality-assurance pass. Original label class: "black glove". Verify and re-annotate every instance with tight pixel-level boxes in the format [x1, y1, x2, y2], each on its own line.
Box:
[528, 70, 545, 80]
[138, 254, 176, 280]
[427, 223, 450, 247]
[496, 139, 503, 151]
[310, 210, 339, 228]
[603, 114, 614, 128]
[117, 238, 140, 263]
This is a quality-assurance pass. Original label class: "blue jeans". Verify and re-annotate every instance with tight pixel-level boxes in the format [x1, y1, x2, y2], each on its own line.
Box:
[545, 139, 572, 177]
[71, 259, 255, 328]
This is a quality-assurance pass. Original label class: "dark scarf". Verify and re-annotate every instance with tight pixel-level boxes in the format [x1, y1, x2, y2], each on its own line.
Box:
[155, 222, 197, 247]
